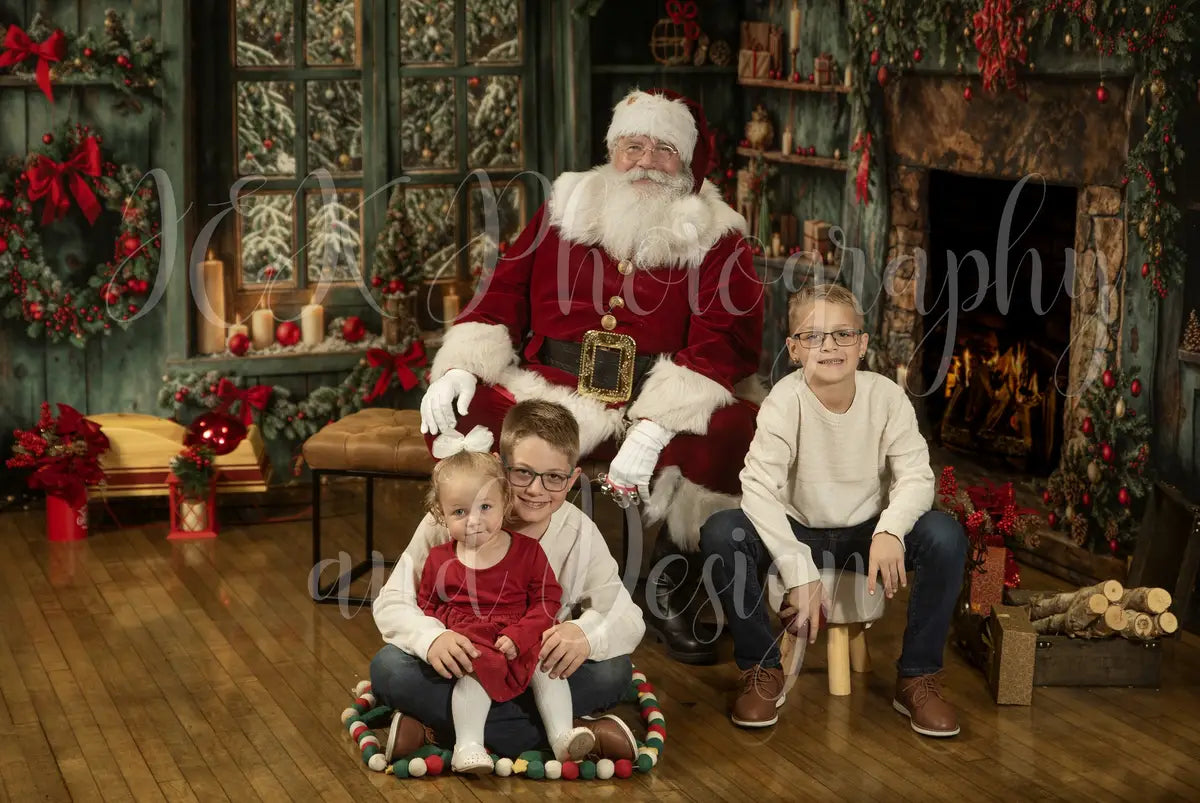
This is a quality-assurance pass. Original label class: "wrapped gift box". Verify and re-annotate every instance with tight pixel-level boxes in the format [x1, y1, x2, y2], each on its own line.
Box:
[814, 52, 835, 86]
[86, 412, 271, 498]
[986, 604, 1036, 705]
[738, 49, 771, 80]
[970, 546, 1007, 615]
[740, 20, 771, 51]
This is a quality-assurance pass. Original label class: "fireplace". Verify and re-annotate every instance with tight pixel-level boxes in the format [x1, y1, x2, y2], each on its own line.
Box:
[920, 171, 1076, 474]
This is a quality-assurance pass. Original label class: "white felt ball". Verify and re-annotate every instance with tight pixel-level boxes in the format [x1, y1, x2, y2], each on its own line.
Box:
[349, 722, 368, 741]
[631, 672, 647, 684]
[368, 753, 387, 772]
[354, 680, 372, 696]
[494, 758, 513, 776]
[544, 760, 562, 780]
[596, 759, 614, 779]
[647, 711, 665, 724]
[360, 692, 376, 707]
[340, 707, 358, 724]
[409, 757, 427, 777]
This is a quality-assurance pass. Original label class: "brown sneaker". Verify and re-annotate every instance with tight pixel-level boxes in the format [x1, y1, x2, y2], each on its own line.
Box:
[730, 665, 786, 728]
[385, 712, 435, 760]
[893, 673, 960, 737]
[575, 714, 637, 761]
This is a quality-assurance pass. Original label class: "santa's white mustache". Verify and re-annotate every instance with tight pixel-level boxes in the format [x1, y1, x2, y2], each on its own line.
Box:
[624, 167, 674, 184]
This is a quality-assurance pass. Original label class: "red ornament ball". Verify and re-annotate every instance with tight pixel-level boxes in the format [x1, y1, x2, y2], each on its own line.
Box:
[1164, 133, 1171, 144]
[1141, 262, 1150, 278]
[1042, 489, 1052, 505]
[387, 278, 405, 295]
[1101, 369, 1115, 389]
[963, 86, 973, 101]
[913, 47, 923, 62]
[116, 54, 129, 67]
[790, 71, 801, 83]
[42, 132, 54, 145]
[185, 412, 248, 456]
[1117, 487, 1131, 506]
[1096, 84, 1109, 103]
[1130, 378, 1142, 397]
[1110, 538, 1119, 554]
[1081, 491, 1092, 506]
[174, 390, 186, 403]
[869, 50, 880, 65]
[123, 235, 141, 256]
[83, 47, 94, 57]
[370, 275, 382, 287]
[1047, 512, 1058, 527]
[467, 76, 480, 88]
[275, 320, 301, 347]
[808, 73, 815, 82]
[341, 315, 366, 343]
[876, 66, 889, 86]
[228, 331, 251, 356]
[263, 137, 274, 150]
[1100, 442, 1114, 463]
[0, 236, 7, 255]
[1081, 416, 1094, 435]
[273, 31, 283, 43]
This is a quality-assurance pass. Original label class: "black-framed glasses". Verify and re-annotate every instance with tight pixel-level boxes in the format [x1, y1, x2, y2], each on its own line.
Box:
[790, 329, 864, 348]
[502, 461, 574, 492]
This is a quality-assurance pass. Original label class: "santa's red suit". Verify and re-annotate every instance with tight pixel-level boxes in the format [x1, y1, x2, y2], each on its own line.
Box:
[425, 90, 764, 552]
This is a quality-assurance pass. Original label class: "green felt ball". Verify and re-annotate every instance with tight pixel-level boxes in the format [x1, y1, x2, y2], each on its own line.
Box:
[363, 745, 379, 760]
[637, 754, 653, 773]
[526, 760, 545, 780]
[645, 735, 664, 751]
[391, 759, 410, 778]
[639, 697, 658, 710]
[580, 760, 597, 780]
[440, 749, 452, 765]
[518, 749, 546, 762]
[413, 744, 441, 758]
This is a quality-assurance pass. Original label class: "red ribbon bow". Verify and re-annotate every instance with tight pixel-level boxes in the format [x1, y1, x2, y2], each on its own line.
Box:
[364, 341, 428, 403]
[665, 0, 700, 39]
[0, 26, 66, 102]
[215, 378, 273, 427]
[25, 135, 103, 225]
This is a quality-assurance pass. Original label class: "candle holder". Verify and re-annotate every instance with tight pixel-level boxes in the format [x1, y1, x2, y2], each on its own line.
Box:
[168, 474, 219, 540]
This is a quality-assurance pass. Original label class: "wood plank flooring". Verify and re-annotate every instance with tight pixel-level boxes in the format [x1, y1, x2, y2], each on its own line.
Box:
[2, 478, 1199, 802]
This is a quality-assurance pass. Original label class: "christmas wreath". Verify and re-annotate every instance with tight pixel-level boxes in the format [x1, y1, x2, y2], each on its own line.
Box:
[0, 122, 161, 346]
[340, 669, 665, 779]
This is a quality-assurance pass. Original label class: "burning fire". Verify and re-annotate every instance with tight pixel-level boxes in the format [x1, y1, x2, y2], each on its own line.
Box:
[945, 342, 1043, 406]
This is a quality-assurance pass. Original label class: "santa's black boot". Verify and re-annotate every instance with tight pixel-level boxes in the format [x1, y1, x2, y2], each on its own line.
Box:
[639, 526, 718, 665]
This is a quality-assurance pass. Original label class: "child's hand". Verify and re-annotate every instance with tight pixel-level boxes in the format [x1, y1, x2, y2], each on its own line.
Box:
[781, 580, 824, 644]
[869, 531, 907, 599]
[539, 622, 591, 679]
[494, 635, 517, 660]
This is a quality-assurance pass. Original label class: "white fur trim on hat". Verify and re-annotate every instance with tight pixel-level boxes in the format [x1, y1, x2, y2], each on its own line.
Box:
[605, 91, 698, 163]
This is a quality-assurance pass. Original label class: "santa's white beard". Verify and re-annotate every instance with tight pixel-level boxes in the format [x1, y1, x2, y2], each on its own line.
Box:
[586, 163, 696, 261]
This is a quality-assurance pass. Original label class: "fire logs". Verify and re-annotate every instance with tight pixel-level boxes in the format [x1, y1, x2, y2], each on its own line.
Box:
[1024, 582, 1176, 642]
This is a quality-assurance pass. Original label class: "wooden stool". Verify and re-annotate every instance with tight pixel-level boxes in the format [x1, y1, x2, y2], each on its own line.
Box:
[820, 568, 885, 696]
[302, 409, 435, 606]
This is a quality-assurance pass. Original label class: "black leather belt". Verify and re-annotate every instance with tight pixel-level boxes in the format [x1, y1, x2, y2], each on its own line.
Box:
[538, 336, 658, 401]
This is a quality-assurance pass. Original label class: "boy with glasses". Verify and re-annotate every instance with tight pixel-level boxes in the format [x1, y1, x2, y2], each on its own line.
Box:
[371, 400, 645, 762]
[699, 284, 967, 737]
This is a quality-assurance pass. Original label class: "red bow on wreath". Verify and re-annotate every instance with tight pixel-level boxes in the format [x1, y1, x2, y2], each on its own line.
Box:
[0, 26, 66, 103]
[851, 131, 872, 205]
[215, 378, 273, 427]
[665, 0, 700, 40]
[25, 135, 103, 225]
[363, 342, 428, 403]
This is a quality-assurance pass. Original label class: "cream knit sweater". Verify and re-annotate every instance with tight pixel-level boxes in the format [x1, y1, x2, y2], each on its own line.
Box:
[739, 369, 935, 591]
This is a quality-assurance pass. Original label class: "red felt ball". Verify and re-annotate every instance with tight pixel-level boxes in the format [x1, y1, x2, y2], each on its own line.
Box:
[1117, 487, 1131, 506]
[273, 31, 283, 43]
[341, 315, 366, 343]
[1164, 133, 1171, 144]
[807, 146, 817, 156]
[1101, 369, 1115, 389]
[174, 390, 185, 403]
[1047, 512, 1058, 527]
[42, 133, 53, 145]
[725, 168, 735, 179]
[637, 682, 653, 694]
[424, 754, 444, 775]
[1130, 378, 1142, 397]
[1096, 84, 1109, 103]
[228, 331, 251, 356]
[1100, 442, 1114, 463]
[963, 86, 973, 101]
[870, 50, 880, 65]
[561, 761, 579, 780]
[614, 759, 633, 779]
[117, 54, 129, 67]
[275, 320, 301, 347]
[1081, 416, 1094, 435]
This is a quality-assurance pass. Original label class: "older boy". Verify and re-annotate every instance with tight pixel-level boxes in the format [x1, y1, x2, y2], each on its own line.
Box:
[700, 284, 967, 737]
[370, 400, 646, 758]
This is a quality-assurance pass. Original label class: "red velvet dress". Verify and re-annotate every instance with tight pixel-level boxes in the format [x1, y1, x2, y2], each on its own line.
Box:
[417, 531, 563, 702]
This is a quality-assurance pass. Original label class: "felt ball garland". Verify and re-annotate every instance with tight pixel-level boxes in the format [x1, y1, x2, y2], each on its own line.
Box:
[340, 669, 666, 780]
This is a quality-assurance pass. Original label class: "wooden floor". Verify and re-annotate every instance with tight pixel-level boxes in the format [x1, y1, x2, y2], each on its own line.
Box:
[3, 479, 1200, 803]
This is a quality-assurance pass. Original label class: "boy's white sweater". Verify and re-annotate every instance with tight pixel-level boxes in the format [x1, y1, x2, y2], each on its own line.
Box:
[739, 369, 935, 591]
[373, 503, 645, 662]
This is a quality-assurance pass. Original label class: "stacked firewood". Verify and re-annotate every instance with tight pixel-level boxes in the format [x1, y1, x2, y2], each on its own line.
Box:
[1026, 581, 1177, 641]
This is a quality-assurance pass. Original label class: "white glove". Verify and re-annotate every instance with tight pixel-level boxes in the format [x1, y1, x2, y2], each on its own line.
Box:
[606, 419, 674, 499]
[420, 368, 478, 435]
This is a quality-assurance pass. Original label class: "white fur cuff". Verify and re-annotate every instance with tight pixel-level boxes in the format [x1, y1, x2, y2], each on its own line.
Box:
[428, 321, 516, 385]
[626, 356, 735, 435]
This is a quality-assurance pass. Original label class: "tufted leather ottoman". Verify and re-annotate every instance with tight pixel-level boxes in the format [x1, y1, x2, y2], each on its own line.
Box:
[304, 409, 434, 606]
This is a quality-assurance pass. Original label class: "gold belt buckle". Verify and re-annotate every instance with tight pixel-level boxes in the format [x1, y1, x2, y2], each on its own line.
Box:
[578, 330, 637, 403]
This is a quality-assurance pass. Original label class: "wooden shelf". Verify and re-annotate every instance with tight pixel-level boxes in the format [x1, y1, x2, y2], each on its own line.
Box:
[592, 64, 737, 75]
[1179, 348, 1200, 366]
[752, 254, 834, 279]
[738, 77, 851, 94]
[736, 146, 848, 171]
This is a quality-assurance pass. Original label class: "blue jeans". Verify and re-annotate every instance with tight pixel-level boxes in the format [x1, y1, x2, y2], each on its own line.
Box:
[699, 509, 966, 677]
[369, 645, 634, 756]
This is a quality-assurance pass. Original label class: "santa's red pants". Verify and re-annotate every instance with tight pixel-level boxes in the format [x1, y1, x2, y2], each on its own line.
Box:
[422, 383, 757, 496]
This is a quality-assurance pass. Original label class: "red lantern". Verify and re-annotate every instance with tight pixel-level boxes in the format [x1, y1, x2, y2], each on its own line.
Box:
[275, 320, 301, 347]
[185, 413, 246, 456]
[342, 315, 366, 343]
[168, 473, 219, 540]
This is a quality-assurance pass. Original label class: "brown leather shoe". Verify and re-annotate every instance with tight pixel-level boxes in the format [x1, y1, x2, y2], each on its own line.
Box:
[893, 673, 960, 737]
[575, 714, 637, 761]
[385, 712, 435, 760]
[730, 665, 786, 728]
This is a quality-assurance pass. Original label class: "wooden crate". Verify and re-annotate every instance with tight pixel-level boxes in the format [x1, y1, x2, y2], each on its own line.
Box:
[1006, 589, 1163, 688]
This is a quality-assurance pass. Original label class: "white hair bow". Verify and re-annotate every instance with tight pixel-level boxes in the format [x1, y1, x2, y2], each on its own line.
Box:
[431, 425, 495, 459]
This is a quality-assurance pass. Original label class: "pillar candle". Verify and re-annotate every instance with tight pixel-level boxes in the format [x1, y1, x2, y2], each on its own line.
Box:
[789, 1, 802, 53]
[442, 287, 460, 332]
[771, 232, 783, 258]
[198, 251, 227, 354]
[227, 319, 248, 348]
[250, 307, 275, 349]
[896, 364, 909, 391]
[844, 65, 853, 86]
[780, 127, 794, 157]
[300, 303, 325, 345]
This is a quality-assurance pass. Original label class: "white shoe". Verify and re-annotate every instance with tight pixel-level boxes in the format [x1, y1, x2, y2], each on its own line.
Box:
[552, 726, 596, 762]
[450, 743, 493, 775]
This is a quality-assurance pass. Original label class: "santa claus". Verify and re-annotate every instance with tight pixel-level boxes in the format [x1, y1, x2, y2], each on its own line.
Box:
[420, 89, 764, 664]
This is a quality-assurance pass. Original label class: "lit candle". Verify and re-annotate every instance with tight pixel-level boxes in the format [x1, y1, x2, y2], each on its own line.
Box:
[227, 318, 248, 349]
[300, 303, 325, 345]
[251, 307, 275, 349]
[198, 250, 227, 354]
[789, 1, 802, 54]
[442, 287, 460, 332]
[771, 232, 783, 258]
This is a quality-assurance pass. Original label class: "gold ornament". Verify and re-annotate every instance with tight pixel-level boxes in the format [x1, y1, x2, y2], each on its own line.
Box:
[871, 24, 879, 36]
[424, 124, 433, 134]
[493, 126, 503, 137]
[421, 147, 432, 160]
[408, 26, 417, 35]
[1116, 398, 1126, 418]
[1155, 213, 1161, 223]
[1132, 29, 1140, 39]
[426, 224, 435, 233]
[1064, 33, 1073, 46]
[425, 13, 435, 24]
[418, 202, 426, 211]
[312, 131, 322, 142]
[1138, 220, 1150, 238]
[1163, 46, 1170, 55]
[964, 26, 971, 37]
[333, 26, 343, 39]
[148, 78, 156, 88]
[1140, 86, 1146, 96]
[1154, 242, 1163, 257]
[1084, 0, 1096, 20]
[73, 57, 82, 67]
[1150, 77, 1165, 97]
[1088, 461, 1102, 484]
[1145, 4, 1152, 14]
[434, 43, 444, 54]
[490, 15, 499, 25]
[338, 153, 351, 167]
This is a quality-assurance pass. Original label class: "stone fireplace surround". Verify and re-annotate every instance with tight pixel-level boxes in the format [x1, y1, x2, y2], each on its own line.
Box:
[876, 75, 1132, 453]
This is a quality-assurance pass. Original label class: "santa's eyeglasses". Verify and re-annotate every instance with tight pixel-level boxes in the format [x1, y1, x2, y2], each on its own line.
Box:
[618, 139, 680, 162]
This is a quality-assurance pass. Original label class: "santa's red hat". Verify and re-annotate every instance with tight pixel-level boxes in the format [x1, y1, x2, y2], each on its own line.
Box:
[604, 88, 717, 193]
